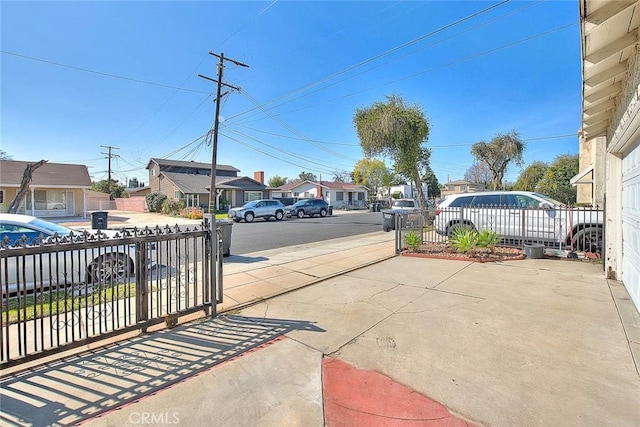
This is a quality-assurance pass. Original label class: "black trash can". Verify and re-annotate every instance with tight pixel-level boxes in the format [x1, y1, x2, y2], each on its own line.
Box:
[91, 211, 108, 230]
[382, 210, 395, 232]
[328, 206, 333, 216]
[217, 220, 233, 257]
[382, 209, 406, 232]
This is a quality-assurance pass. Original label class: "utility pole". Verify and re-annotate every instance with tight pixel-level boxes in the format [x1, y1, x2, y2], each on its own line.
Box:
[199, 52, 248, 214]
[198, 52, 248, 317]
[100, 145, 120, 199]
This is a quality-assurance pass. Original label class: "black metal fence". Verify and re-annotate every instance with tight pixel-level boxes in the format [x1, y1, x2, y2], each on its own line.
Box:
[1, 221, 221, 368]
[394, 206, 605, 256]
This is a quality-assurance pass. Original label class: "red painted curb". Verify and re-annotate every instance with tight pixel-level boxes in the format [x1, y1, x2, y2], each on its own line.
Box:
[323, 358, 474, 426]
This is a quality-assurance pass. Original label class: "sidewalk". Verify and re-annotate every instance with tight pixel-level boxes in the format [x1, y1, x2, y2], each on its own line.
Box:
[1, 221, 639, 426]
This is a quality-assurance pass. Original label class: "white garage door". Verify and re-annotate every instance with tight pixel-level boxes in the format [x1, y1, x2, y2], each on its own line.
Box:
[622, 140, 640, 312]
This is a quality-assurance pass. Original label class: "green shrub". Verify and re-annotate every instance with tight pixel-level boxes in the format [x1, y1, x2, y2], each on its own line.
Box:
[449, 225, 478, 254]
[146, 192, 167, 212]
[161, 199, 185, 216]
[404, 231, 422, 252]
[477, 229, 500, 252]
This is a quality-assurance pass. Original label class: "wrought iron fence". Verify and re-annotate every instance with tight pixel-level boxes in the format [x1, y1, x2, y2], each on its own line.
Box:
[1, 221, 221, 368]
[394, 206, 605, 256]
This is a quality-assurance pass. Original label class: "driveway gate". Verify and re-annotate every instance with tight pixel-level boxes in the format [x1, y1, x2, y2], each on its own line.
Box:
[1, 220, 222, 368]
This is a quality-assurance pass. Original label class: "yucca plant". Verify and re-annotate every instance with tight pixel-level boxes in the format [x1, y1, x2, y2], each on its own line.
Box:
[404, 231, 422, 252]
[476, 229, 500, 253]
[448, 225, 478, 254]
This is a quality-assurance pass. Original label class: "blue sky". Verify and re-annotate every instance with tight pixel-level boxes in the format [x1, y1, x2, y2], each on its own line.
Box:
[1, 0, 581, 188]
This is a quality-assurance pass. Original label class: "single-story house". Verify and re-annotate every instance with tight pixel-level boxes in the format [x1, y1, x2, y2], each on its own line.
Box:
[0, 159, 91, 217]
[274, 180, 369, 209]
[575, 0, 639, 312]
[440, 180, 487, 197]
[147, 158, 269, 210]
[377, 184, 429, 201]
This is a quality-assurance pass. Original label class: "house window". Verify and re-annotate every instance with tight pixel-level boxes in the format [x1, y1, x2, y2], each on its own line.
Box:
[152, 168, 156, 176]
[358, 192, 364, 200]
[25, 190, 66, 210]
[460, 185, 466, 192]
[336, 192, 344, 201]
[293, 192, 299, 197]
[244, 191, 263, 202]
[175, 190, 183, 200]
[303, 192, 311, 198]
[0, 190, 4, 204]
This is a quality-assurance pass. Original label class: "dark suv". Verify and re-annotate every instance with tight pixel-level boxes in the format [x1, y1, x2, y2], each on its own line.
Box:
[285, 199, 329, 218]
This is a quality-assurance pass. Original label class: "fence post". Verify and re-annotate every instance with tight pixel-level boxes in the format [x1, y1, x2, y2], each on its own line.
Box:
[520, 209, 526, 248]
[135, 242, 149, 330]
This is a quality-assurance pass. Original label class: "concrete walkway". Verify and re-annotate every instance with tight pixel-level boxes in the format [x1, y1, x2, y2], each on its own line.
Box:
[1, 214, 639, 426]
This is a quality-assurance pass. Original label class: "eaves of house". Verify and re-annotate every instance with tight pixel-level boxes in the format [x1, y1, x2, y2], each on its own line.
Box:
[580, 1, 639, 143]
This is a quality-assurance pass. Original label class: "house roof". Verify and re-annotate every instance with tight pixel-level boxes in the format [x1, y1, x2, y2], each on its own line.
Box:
[0, 160, 92, 188]
[162, 172, 266, 194]
[147, 158, 240, 172]
[580, 1, 639, 140]
[277, 180, 368, 192]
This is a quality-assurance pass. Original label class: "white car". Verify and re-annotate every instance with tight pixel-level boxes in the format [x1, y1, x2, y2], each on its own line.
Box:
[0, 213, 140, 295]
[434, 191, 604, 252]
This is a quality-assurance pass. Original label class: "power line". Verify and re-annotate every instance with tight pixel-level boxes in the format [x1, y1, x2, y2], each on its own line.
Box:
[222, 127, 353, 171]
[233, 1, 543, 124]
[231, 21, 576, 128]
[226, 0, 511, 122]
[1, 50, 211, 94]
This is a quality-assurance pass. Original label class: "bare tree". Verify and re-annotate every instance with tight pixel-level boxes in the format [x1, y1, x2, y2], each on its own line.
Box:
[464, 162, 492, 186]
[8, 160, 47, 213]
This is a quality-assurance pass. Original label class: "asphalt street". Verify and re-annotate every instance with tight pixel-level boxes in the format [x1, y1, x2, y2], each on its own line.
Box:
[227, 211, 384, 255]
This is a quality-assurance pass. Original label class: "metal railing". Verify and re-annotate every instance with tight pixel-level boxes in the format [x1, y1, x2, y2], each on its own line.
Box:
[1, 221, 221, 368]
[394, 206, 605, 256]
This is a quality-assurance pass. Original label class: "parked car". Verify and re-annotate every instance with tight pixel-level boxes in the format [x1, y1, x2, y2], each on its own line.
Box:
[388, 198, 435, 225]
[433, 191, 604, 252]
[391, 199, 421, 211]
[0, 213, 143, 295]
[285, 199, 329, 218]
[228, 199, 285, 223]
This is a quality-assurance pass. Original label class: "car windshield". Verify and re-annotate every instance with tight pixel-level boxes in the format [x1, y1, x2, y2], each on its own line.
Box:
[28, 218, 73, 236]
[393, 200, 414, 207]
[242, 201, 259, 208]
[533, 193, 566, 207]
[292, 200, 309, 207]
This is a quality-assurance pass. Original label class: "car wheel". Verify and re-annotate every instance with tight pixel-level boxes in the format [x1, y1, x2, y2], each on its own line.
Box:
[89, 253, 131, 284]
[275, 210, 284, 220]
[320, 209, 327, 217]
[572, 227, 602, 253]
[244, 212, 255, 223]
[297, 210, 305, 218]
[447, 222, 473, 238]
